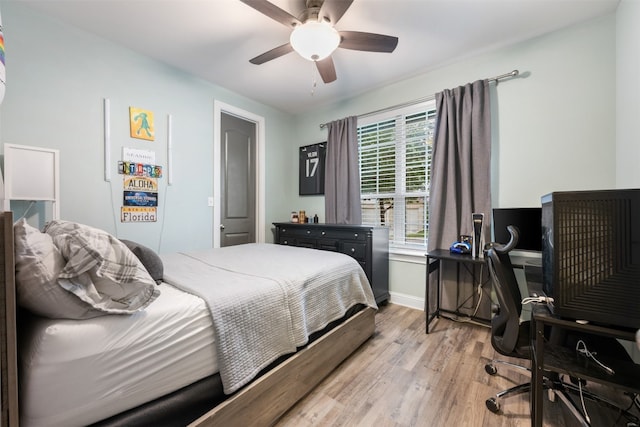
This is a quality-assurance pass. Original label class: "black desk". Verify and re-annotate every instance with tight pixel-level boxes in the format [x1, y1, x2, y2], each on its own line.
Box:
[531, 305, 640, 426]
[425, 249, 490, 333]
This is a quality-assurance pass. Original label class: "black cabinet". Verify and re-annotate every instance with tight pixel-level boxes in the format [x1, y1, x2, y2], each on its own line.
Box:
[273, 223, 389, 304]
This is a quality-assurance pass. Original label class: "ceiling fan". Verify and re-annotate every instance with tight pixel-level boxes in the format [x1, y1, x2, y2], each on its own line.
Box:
[239, 0, 399, 84]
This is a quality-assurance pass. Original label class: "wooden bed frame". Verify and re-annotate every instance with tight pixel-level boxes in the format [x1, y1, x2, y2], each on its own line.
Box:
[0, 211, 376, 426]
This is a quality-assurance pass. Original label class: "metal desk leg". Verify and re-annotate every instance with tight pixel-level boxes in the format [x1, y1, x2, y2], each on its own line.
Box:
[532, 315, 545, 427]
[425, 256, 440, 333]
[425, 256, 429, 333]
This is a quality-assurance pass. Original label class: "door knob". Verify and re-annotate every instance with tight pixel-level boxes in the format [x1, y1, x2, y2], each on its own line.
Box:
[220, 224, 225, 230]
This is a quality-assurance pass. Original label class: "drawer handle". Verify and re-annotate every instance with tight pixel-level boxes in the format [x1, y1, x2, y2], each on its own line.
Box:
[284, 240, 288, 244]
[282, 228, 286, 232]
[351, 248, 355, 253]
[354, 233, 358, 238]
[322, 231, 326, 235]
[306, 230, 311, 234]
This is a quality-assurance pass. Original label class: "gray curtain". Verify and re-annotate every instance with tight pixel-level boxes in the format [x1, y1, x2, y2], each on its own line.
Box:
[428, 79, 491, 251]
[324, 116, 362, 224]
[427, 79, 491, 317]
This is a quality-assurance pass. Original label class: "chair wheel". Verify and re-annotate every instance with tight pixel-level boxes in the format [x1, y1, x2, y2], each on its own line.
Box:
[485, 364, 497, 375]
[486, 397, 500, 413]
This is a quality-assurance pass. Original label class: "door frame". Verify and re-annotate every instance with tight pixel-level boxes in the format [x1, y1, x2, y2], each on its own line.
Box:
[213, 100, 265, 248]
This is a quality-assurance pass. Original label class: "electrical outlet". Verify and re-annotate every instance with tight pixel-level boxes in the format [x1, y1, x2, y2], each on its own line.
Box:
[207, 197, 214, 207]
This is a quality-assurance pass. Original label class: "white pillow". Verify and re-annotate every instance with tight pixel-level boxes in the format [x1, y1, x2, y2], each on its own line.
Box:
[14, 219, 105, 319]
[43, 220, 160, 315]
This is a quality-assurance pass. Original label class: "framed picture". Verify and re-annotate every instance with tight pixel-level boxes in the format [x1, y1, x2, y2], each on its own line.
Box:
[129, 106, 155, 141]
[299, 142, 326, 195]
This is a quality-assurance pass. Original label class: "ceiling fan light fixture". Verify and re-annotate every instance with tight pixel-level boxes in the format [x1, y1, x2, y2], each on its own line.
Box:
[290, 21, 340, 61]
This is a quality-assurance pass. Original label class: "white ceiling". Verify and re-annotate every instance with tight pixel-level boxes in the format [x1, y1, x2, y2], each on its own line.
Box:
[17, 0, 619, 114]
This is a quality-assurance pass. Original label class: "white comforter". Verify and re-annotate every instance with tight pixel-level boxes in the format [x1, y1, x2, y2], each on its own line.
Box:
[161, 243, 377, 394]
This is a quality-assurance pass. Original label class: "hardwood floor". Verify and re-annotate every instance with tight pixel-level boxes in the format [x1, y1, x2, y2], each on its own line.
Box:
[276, 304, 638, 427]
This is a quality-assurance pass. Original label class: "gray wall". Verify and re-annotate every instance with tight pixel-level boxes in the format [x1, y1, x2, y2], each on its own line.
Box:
[0, 2, 295, 253]
[617, 0, 640, 189]
[293, 13, 617, 214]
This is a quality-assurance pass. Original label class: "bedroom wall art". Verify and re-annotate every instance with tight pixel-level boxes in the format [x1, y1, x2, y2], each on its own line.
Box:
[122, 176, 158, 211]
[299, 142, 326, 196]
[119, 148, 161, 223]
[129, 106, 155, 141]
[0, 9, 6, 104]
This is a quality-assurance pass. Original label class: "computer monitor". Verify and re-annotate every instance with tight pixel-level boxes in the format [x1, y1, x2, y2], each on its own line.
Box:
[492, 207, 542, 252]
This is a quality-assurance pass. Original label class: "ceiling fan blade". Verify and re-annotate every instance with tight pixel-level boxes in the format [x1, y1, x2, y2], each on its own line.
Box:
[339, 31, 398, 53]
[249, 43, 294, 65]
[316, 56, 337, 83]
[239, 0, 301, 28]
[319, 0, 354, 25]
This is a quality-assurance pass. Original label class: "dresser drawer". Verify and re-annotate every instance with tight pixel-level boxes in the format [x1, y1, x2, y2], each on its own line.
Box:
[279, 226, 318, 239]
[294, 237, 317, 248]
[278, 237, 295, 246]
[340, 242, 367, 261]
[320, 229, 367, 241]
[317, 239, 339, 251]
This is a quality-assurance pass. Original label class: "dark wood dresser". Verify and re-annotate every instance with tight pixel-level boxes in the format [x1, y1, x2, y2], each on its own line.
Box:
[273, 222, 389, 304]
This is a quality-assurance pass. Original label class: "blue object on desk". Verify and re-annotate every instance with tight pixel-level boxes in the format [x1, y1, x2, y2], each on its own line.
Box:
[449, 241, 471, 254]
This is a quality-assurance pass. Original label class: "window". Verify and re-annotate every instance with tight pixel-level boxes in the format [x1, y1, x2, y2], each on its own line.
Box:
[358, 100, 436, 250]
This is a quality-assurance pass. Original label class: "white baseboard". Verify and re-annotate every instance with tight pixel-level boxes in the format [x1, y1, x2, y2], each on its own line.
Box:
[388, 291, 424, 310]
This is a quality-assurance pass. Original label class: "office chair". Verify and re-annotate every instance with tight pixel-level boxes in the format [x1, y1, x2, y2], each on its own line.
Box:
[484, 226, 640, 425]
[483, 225, 533, 413]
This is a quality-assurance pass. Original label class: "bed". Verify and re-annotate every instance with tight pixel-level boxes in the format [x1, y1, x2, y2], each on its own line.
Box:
[0, 211, 378, 426]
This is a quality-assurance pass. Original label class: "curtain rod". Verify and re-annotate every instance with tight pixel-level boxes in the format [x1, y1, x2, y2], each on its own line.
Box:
[319, 69, 519, 129]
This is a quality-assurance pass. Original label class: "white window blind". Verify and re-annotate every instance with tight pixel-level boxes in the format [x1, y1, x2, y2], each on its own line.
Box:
[358, 101, 436, 250]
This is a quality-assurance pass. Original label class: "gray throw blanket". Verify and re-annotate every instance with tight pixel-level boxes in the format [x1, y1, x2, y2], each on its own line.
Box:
[160, 243, 377, 394]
